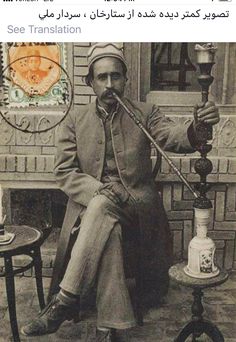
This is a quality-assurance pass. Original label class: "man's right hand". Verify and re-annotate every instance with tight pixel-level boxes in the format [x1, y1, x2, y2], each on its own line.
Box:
[95, 182, 129, 206]
[194, 101, 219, 126]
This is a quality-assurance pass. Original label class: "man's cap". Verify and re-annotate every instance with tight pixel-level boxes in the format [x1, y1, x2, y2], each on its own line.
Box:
[87, 43, 127, 70]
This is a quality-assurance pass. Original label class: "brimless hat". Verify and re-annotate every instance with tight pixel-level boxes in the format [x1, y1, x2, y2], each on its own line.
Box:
[87, 43, 127, 70]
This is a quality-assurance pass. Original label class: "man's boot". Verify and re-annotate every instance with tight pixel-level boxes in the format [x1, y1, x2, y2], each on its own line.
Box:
[21, 294, 80, 336]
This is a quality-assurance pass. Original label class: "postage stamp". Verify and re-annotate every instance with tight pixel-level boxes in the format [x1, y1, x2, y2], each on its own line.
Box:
[1, 43, 69, 108]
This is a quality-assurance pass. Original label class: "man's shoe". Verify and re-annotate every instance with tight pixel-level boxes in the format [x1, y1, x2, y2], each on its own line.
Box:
[21, 295, 79, 336]
[96, 328, 116, 342]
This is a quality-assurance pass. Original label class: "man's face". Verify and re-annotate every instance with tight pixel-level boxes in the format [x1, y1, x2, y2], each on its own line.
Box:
[28, 56, 41, 71]
[91, 57, 126, 109]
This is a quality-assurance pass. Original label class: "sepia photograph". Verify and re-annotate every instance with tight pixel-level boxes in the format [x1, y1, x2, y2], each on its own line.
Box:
[0, 42, 235, 341]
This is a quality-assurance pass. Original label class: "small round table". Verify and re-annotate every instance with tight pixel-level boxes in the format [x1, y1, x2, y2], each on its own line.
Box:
[0, 225, 46, 342]
[169, 262, 229, 342]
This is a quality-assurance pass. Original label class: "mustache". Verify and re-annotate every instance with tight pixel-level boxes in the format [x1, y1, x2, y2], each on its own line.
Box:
[101, 88, 121, 99]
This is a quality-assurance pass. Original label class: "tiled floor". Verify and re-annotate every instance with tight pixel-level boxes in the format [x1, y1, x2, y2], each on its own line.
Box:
[0, 272, 236, 342]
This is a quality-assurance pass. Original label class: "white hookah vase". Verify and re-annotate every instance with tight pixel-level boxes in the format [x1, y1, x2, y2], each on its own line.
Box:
[184, 208, 219, 278]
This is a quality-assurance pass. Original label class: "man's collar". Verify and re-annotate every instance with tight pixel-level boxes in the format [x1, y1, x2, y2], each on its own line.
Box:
[96, 100, 120, 121]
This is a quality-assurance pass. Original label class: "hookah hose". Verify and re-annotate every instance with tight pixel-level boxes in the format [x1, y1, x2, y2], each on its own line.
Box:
[109, 90, 199, 199]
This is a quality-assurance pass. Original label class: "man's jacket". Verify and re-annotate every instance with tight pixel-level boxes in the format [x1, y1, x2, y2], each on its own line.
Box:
[48, 98, 196, 300]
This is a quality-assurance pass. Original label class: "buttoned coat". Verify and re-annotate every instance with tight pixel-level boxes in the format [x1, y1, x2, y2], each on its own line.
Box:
[48, 98, 195, 300]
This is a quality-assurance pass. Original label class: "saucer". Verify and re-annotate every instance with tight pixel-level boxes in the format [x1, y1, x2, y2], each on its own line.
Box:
[0, 233, 15, 245]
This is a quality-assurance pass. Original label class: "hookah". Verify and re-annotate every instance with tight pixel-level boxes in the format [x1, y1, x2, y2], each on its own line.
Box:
[110, 43, 219, 279]
[185, 43, 219, 278]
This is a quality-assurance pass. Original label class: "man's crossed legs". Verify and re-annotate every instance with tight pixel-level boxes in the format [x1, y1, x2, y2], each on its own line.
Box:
[21, 194, 138, 340]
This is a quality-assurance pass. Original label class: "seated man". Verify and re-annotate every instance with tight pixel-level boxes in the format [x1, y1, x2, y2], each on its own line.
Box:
[21, 43, 219, 342]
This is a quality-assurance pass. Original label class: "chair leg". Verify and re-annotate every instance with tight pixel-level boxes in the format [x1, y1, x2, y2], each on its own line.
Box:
[33, 247, 45, 310]
[4, 256, 20, 342]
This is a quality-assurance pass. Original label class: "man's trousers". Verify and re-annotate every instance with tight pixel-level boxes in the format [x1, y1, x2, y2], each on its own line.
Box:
[60, 194, 138, 329]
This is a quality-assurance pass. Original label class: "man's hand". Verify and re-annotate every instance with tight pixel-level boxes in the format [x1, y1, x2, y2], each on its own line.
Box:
[194, 101, 220, 126]
[94, 182, 129, 206]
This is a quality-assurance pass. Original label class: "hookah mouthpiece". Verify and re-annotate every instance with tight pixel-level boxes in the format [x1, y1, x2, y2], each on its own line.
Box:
[105, 88, 119, 99]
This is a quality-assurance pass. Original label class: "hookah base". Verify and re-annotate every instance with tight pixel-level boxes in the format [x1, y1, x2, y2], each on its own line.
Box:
[184, 265, 220, 279]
